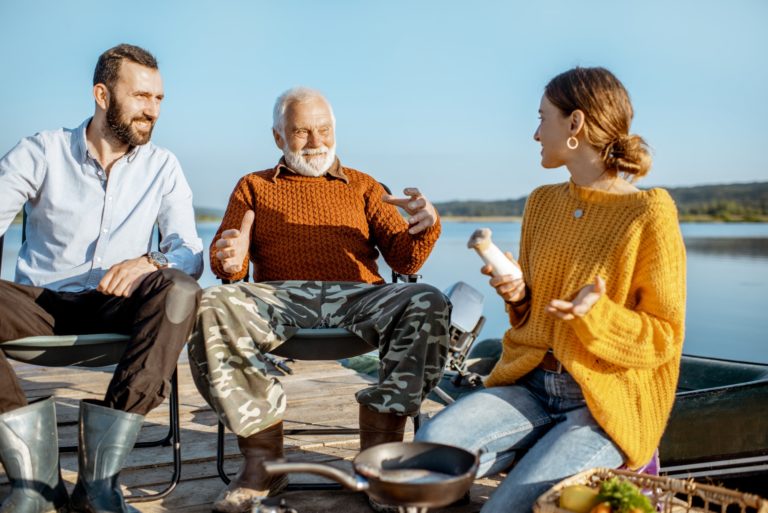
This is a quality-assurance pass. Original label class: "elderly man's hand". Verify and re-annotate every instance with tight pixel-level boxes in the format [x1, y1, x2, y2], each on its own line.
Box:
[215, 210, 255, 273]
[382, 187, 438, 235]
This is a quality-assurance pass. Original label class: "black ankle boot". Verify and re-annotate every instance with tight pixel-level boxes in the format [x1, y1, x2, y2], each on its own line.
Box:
[0, 397, 69, 513]
[69, 400, 144, 513]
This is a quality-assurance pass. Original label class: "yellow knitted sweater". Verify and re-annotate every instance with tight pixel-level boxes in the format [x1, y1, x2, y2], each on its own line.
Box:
[485, 181, 686, 468]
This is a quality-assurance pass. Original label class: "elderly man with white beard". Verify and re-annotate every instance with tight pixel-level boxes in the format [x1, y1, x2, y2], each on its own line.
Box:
[187, 87, 451, 513]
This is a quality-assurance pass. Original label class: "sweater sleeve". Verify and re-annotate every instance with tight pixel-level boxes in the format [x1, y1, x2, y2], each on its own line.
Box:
[506, 190, 537, 328]
[367, 182, 441, 275]
[209, 175, 254, 281]
[568, 198, 686, 369]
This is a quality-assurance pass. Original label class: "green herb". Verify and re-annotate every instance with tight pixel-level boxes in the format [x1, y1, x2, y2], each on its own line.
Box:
[597, 477, 654, 513]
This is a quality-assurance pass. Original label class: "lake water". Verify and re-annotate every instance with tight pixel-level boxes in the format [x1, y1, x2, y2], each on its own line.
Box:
[2, 221, 767, 364]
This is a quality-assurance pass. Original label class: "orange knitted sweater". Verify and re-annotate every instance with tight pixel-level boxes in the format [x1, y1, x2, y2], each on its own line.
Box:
[485, 181, 686, 468]
[210, 159, 441, 283]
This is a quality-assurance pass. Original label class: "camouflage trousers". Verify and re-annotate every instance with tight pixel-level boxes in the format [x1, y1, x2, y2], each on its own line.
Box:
[187, 281, 451, 437]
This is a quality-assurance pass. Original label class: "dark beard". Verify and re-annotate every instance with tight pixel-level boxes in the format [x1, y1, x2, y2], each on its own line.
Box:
[105, 98, 155, 146]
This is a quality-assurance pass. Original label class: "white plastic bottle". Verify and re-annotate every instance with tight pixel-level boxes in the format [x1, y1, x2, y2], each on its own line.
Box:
[467, 228, 523, 280]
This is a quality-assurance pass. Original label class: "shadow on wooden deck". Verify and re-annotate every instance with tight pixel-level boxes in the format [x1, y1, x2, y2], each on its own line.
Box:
[0, 355, 499, 512]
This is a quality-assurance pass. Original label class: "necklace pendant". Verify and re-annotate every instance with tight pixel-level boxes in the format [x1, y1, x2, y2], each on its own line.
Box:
[573, 208, 584, 219]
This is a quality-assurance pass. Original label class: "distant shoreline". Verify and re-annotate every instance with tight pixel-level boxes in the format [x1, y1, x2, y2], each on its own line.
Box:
[442, 216, 522, 222]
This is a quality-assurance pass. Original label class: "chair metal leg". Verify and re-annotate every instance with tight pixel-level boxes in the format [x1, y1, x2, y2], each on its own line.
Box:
[217, 420, 230, 484]
[128, 368, 182, 502]
[284, 427, 359, 436]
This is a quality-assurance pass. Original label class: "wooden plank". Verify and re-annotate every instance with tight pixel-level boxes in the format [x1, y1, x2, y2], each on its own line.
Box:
[0, 356, 498, 511]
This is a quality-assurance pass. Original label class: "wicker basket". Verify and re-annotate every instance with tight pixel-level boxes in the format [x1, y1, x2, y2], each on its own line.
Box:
[533, 468, 768, 513]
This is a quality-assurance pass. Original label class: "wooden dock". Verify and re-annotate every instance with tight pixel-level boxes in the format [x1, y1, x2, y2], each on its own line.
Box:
[0, 355, 500, 512]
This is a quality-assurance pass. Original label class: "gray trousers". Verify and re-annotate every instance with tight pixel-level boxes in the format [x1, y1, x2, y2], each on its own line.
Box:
[187, 281, 451, 436]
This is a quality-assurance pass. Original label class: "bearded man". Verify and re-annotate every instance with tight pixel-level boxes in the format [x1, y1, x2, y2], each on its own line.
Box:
[188, 87, 451, 513]
[0, 44, 203, 513]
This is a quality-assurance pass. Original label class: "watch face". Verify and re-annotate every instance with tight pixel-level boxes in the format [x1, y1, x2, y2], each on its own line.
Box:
[150, 251, 169, 267]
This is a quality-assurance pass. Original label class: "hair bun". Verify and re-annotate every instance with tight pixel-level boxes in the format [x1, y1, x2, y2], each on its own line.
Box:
[601, 134, 652, 178]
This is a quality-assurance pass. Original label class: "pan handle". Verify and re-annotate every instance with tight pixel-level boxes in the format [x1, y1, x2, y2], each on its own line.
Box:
[263, 460, 369, 492]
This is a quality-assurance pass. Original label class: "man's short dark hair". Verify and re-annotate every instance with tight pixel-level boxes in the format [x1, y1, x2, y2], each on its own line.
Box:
[93, 44, 158, 89]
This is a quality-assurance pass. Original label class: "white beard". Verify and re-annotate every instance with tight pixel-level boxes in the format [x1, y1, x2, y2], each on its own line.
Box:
[283, 145, 337, 177]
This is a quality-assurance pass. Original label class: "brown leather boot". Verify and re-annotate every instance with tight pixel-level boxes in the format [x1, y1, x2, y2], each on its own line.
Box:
[358, 405, 408, 450]
[212, 421, 289, 513]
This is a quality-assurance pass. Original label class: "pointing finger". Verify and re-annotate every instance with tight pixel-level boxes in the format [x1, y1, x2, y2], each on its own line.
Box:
[403, 187, 422, 198]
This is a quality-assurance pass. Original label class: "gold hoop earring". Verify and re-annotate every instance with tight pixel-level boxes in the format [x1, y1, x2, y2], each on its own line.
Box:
[567, 136, 579, 150]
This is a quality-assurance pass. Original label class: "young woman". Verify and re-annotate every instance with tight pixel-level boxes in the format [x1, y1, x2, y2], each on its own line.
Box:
[415, 67, 686, 512]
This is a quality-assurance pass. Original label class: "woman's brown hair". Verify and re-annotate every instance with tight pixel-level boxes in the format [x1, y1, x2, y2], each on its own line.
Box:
[545, 67, 652, 178]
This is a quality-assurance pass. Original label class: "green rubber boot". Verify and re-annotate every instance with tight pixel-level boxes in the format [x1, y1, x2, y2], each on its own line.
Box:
[0, 397, 69, 513]
[69, 400, 143, 513]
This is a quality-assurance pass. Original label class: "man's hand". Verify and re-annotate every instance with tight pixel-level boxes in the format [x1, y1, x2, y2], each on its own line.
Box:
[214, 210, 255, 273]
[98, 256, 156, 297]
[546, 275, 606, 321]
[382, 187, 438, 235]
[481, 251, 527, 303]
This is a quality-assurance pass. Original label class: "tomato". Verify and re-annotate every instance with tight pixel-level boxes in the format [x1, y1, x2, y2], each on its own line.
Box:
[589, 502, 612, 513]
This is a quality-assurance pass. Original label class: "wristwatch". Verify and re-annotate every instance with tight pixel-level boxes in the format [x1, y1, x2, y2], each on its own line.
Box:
[147, 251, 169, 269]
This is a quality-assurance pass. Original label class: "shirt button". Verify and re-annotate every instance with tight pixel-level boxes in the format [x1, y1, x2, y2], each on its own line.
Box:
[108, 196, 113, 201]
[96, 257, 102, 262]
[102, 228, 108, 233]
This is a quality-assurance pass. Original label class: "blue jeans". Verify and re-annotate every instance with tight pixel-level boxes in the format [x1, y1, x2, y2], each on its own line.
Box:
[414, 369, 624, 513]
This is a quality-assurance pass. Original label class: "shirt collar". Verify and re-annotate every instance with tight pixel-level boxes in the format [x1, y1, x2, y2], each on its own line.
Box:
[76, 117, 142, 165]
[74, 118, 91, 164]
[271, 156, 349, 184]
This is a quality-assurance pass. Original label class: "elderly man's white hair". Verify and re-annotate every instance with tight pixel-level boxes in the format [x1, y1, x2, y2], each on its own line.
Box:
[272, 87, 336, 135]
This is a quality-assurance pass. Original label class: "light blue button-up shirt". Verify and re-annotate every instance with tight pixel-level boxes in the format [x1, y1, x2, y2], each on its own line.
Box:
[0, 118, 203, 292]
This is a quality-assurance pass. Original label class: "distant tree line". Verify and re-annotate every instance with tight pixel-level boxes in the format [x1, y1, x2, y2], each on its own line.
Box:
[9, 182, 764, 225]
[431, 198, 528, 217]
[667, 182, 768, 220]
[433, 182, 768, 221]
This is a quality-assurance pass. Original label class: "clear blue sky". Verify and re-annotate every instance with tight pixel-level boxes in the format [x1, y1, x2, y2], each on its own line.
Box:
[1, 0, 766, 207]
